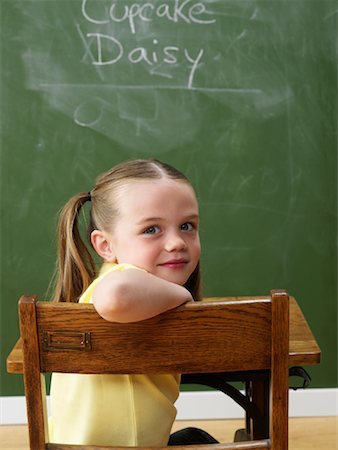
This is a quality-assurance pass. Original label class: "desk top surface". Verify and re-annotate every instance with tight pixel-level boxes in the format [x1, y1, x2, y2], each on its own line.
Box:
[7, 296, 320, 374]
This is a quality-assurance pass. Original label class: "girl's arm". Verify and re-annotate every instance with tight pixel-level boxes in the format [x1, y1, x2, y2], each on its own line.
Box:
[92, 269, 192, 323]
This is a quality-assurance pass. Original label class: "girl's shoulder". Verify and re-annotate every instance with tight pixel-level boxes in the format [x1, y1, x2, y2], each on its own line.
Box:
[101, 262, 140, 274]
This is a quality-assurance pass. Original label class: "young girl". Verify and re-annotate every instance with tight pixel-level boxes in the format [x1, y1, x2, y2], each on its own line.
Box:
[49, 159, 218, 446]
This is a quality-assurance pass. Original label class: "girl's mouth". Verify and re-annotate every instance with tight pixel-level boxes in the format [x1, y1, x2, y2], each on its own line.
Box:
[159, 259, 188, 269]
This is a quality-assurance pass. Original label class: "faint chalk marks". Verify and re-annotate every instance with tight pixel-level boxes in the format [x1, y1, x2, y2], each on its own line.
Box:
[74, 97, 104, 127]
[76, 23, 105, 81]
[323, 8, 338, 20]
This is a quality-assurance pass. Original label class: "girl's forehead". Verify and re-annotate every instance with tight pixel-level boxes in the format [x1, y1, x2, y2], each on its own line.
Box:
[115, 178, 198, 211]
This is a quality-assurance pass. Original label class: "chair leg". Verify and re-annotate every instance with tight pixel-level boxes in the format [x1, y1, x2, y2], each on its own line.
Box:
[250, 378, 270, 439]
[234, 428, 251, 442]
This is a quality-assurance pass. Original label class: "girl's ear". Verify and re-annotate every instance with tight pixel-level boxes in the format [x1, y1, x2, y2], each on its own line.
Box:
[91, 230, 116, 262]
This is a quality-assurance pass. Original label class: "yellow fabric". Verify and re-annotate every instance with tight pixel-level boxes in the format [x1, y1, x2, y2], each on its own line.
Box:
[49, 263, 180, 446]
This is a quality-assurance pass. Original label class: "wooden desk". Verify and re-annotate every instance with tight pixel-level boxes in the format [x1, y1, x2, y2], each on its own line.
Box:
[6, 296, 320, 442]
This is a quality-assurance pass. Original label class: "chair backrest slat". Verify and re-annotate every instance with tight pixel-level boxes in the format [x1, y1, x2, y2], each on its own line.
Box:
[34, 297, 272, 374]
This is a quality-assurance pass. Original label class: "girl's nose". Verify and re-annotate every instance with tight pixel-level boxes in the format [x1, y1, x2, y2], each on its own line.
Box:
[164, 233, 187, 252]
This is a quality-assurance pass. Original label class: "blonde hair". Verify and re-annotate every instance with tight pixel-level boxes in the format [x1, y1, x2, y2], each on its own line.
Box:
[53, 159, 201, 303]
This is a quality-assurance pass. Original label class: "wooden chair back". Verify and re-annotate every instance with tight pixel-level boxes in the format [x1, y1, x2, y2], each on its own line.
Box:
[19, 290, 289, 450]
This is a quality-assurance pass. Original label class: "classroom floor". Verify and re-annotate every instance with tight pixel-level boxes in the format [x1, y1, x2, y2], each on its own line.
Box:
[1, 417, 337, 449]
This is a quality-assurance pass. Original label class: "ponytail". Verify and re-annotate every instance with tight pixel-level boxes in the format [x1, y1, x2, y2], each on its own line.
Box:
[53, 192, 96, 302]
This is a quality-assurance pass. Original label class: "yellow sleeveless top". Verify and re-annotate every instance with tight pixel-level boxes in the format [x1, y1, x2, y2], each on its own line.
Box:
[49, 263, 180, 446]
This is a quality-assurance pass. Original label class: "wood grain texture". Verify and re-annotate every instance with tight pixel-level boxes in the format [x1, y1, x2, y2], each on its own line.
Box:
[6, 297, 321, 375]
[19, 296, 48, 450]
[45, 441, 271, 450]
[270, 290, 289, 450]
[288, 299, 321, 365]
[36, 297, 272, 374]
[6, 338, 23, 374]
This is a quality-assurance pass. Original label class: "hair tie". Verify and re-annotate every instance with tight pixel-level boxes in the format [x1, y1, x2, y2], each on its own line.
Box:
[87, 192, 92, 202]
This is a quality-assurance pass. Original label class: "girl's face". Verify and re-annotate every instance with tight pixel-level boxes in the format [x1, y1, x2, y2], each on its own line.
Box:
[97, 178, 200, 286]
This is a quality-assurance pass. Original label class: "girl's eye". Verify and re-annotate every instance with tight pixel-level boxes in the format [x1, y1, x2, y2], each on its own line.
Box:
[144, 225, 160, 235]
[181, 222, 194, 231]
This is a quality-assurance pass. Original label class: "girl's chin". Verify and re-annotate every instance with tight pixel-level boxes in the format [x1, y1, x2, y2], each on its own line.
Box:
[156, 273, 188, 286]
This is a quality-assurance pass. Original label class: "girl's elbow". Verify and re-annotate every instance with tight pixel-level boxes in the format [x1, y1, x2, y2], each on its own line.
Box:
[93, 283, 132, 323]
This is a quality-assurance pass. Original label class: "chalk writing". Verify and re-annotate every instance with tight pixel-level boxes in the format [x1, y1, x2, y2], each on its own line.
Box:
[80, 0, 216, 89]
[86, 33, 204, 89]
[81, 0, 216, 34]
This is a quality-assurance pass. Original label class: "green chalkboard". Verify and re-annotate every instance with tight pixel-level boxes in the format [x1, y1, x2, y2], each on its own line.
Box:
[1, 0, 337, 398]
